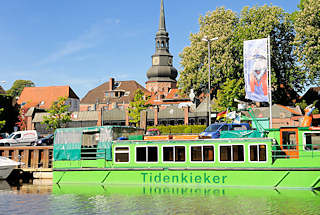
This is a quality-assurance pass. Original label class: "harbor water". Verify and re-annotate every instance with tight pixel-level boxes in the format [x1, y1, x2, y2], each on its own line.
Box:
[1, 180, 320, 215]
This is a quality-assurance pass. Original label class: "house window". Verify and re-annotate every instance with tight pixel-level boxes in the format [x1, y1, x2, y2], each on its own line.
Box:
[304, 133, 320, 150]
[249, 144, 267, 162]
[163, 146, 185, 162]
[220, 145, 244, 162]
[191, 145, 214, 162]
[115, 146, 129, 163]
[136, 146, 158, 162]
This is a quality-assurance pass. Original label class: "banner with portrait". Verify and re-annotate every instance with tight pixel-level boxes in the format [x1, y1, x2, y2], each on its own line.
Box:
[243, 38, 269, 102]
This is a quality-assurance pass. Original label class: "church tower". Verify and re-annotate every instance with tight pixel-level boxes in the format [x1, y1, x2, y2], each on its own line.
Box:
[146, 0, 177, 96]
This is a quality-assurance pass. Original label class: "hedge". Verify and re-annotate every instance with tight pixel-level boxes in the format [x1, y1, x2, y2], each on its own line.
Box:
[147, 125, 207, 135]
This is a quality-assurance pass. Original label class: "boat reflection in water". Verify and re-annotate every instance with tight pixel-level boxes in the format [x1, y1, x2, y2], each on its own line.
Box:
[51, 184, 320, 215]
[52, 183, 320, 197]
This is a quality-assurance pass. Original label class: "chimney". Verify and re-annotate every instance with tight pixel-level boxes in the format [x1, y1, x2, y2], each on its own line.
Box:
[109, 78, 115, 91]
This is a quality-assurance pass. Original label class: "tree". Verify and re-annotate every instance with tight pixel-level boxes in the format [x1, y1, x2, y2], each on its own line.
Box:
[42, 97, 71, 130]
[0, 95, 19, 133]
[16, 107, 28, 131]
[128, 89, 150, 127]
[178, 7, 239, 98]
[295, 99, 319, 114]
[0, 108, 5, 129]
[212, 79, 245, 112]
[178, 5, 301, 111]
[239, 5, 301, 105]
[7, 80, 35, 98]
[293, 0, 320, 85]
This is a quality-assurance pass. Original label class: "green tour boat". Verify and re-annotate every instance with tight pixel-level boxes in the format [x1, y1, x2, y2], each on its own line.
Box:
[52, 125, 320, 190]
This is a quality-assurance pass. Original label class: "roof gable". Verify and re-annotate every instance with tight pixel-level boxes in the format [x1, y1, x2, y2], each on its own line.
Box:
[81, 80, 149, 105]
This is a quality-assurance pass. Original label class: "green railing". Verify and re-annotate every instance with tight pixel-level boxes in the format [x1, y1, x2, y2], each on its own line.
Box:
[80, 147, 107, 160]
[272, 143, 320, 159]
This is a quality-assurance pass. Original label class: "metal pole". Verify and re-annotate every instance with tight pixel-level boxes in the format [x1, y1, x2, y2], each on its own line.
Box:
[268, 35, 272, 128]
[202, 36, 218, 126]
[101, 107, 103, 126]
[208, 40, 211, 126]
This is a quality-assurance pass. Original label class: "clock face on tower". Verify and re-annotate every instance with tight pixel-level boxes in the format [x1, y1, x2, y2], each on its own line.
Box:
[153, 56, 159, 65]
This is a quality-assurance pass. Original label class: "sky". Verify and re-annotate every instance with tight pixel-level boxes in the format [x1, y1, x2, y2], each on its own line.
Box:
[0, 0, 301, 99]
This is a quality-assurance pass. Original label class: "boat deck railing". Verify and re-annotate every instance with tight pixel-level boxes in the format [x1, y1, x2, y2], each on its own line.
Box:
[272, 143, 320, 159]
[80, 146, 108, 161]
[80, 150, 107, 160]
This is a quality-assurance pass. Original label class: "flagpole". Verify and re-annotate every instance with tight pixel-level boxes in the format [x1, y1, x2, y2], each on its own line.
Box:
[268, 35, 272, 128]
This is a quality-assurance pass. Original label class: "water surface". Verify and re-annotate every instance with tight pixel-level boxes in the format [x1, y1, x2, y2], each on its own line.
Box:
[1, 181, 319, 215]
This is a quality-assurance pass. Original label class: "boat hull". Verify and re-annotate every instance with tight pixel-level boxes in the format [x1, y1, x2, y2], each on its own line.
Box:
[0, 165, 15, 179]
[53, 168, 320, 189]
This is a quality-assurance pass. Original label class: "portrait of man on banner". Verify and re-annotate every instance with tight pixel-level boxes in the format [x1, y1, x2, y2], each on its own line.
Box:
[244, 38, 269, 102]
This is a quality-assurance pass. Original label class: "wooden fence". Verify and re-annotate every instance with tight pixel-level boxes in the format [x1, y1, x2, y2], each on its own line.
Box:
[0, 146, 53, 171]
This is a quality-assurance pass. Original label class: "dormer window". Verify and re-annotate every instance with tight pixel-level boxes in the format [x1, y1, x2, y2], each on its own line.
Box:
[114, 82, 120, 89]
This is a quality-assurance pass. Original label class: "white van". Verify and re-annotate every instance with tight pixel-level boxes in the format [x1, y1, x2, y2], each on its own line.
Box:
[0, 130, 38, 146]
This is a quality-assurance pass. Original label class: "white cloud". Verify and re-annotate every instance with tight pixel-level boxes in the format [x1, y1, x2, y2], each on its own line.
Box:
[35, 18, 121, 66]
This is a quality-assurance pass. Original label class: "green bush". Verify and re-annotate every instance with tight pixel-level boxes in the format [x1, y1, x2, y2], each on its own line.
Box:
[147, 125, 206, 135]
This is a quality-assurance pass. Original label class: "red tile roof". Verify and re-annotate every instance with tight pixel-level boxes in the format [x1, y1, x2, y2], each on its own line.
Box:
[18, 86, 79, 110]
[166, 88, 188, 99]
[146, 89, 190, 105]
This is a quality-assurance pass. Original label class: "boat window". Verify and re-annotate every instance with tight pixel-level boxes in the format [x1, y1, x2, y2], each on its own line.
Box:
[304, 133, 320, 151]
[81, 132, 99, 160]
[163, 147, 174, 161]
[191, 145, 214, 162]
[136, 146, 158, 162]
[115, 147, 129, 162]
[163, 146, 185, 162]
[220, 145, 244, 162]
[82, 132, 99, 147]
[249, 145, 267, 162]
[175, 146, 185, 162]
[282, 131, 297, 150]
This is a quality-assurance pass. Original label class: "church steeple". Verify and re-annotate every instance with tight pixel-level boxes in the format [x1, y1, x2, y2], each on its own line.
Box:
[159, 0, 166, 32]
[146, 0, 177, 94]
[155, 0, 169, 55]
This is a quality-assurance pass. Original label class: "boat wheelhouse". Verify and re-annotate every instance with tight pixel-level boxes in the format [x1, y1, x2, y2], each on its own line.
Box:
[53, 126, 320, 189]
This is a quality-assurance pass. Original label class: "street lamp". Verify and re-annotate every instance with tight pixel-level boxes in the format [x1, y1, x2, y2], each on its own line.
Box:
[202, 36, 218, 125]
